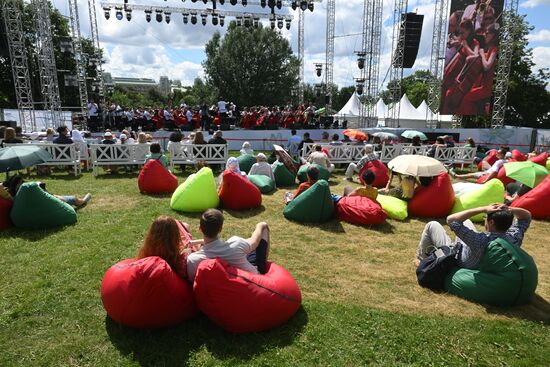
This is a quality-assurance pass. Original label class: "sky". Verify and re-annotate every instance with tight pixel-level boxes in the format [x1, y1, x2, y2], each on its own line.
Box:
[51, 0, 550, 90]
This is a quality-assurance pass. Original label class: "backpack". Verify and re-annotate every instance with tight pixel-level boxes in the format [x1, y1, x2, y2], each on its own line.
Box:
[416, 244, 461, 291]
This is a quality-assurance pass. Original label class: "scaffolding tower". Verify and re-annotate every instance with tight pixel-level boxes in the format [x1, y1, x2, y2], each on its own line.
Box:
[88, 0, 105, 99]
[387, 0, 408, 128]
[324, 0, 335, 114]
[2, 0, 36, 132]
[298, 9, 304, 104]
[68, 0, 89, 126]
[33, 0, 62, 128]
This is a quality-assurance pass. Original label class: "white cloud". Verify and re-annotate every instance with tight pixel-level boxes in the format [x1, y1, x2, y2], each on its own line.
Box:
[521, 0, 550, 8]
[527, 30, 550, 42]
[532, 47, 550, 70]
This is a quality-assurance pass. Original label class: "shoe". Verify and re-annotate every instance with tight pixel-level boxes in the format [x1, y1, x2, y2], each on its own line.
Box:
[448, 168, 456, 178]
[83, 193, 92, 204]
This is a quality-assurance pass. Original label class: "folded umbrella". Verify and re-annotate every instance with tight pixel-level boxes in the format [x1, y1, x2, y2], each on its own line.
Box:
[0, 145, 52, 173]
[388, 155, 446, 177]
[401, 130, 428, 141]
[504, 161, 548, 188]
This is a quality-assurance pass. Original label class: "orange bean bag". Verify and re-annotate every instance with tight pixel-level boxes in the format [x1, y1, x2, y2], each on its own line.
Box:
[138, 160, 178, 194]
[477, 150, 497, 171]
[511, 175, 550, 219]
[101, 256, 198, 328]
[409, 173, 455, 217]
[359, 159, 389, 188]
[511, 149, 527, 161]
[335, 196, 387, 226]
[0, 197, 13, 229]
[218, 170, 262, 210]
[193, 258, 302, 333]
[528, 152, 548, 166]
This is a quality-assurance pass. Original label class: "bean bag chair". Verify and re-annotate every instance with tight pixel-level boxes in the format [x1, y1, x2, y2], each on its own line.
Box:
[296, 163, 330, 183]
[138, 160, 178, 194]
[511, 149, 527, 162]
[546, 159, 550, 170]
[358, 159, 389, 188]
[218, 170, 262, 210]
[452, 182, 481, 197]
[101, 256, 197, 328]
[409, 173, 455, 218]
[335, 196, 387, 226]
[170, 167, 219, 212]
[284, 180, 334, 223]
[272, 161, 296, 187]
[528, 151, 548, 166]
[445, 238, 538, 306]
[511, 174, 550, 219]
[10, 182, 77, 229]
[0, 197, 13, 229]
[193, 258, 302, 333]
[248, 174, 276, 193]
[477, 150, 498, 171]
[476, 166, 514, 186]
[376, 195, 408, 220]
[451, 179, 504, 222]
[237, 154, 257, 174]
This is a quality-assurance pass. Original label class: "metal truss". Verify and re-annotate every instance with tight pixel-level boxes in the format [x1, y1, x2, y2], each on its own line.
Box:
[33, 0, 62, 129]
[88, 0, 106, 99]
[388, 0, 407, 128]
[298, 9, 304, 104]
[427, 0, 448, 128]
[324, 0, 335, 113]
[491, 0, 519, 128]
[2, 0, 36, 132]
[68, 0, 90, 125]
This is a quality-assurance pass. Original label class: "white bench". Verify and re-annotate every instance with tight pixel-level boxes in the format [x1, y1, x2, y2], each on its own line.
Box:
[169, 143, 228, 170]
[90, 144, 151, 176]
[3, 142, 82, 176]
[379, 144, 405, 163]
[301, 143, 365, 164]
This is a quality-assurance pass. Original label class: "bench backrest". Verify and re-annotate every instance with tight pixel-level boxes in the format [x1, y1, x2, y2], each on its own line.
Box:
[301, 143, 365, 163]
[170, 143, 228, 163]
[90, 144, 150, 164]
[380, 144, 404, 163]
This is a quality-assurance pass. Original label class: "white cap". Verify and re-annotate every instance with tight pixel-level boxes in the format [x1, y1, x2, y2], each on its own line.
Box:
[104, 132, 113, 137]
[119, 133, 127, 140]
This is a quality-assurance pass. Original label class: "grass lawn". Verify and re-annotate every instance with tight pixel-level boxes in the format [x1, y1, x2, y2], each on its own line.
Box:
[0, 167, 549, 366]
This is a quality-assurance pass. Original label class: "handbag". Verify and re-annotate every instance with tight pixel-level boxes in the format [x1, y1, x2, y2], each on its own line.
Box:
[416, 244, 461, 291]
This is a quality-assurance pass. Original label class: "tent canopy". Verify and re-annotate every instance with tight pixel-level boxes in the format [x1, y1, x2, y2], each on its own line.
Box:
[336, 92, 362, 116]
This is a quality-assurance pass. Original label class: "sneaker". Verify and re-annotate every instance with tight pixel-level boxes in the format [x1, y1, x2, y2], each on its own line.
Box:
[83, 193, 92, 204]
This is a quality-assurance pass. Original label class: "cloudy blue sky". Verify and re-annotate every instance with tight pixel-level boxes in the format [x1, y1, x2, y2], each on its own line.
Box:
[52, 0, 550, 89]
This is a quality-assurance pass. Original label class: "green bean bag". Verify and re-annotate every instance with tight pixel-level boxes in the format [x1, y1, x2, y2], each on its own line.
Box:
[283, 180, 334, 223]
[296, 164, 330, 183]
[170, 167, 219, 213]
[248, 175, 276, 193]
[445, 238, 538, 306]
[376, 194, 408, 220]
[237, 154, 257, 174]
[273, 162, 296, 187]
[451, 179, 504, 222]
[10, 182, 77, 229]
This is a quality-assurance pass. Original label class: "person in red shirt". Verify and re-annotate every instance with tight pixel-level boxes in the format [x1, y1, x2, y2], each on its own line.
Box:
[285, 166, 319, 204]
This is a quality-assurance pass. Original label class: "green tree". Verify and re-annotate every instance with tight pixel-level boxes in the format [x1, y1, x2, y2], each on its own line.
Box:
[380, 70, 432, 107]
[203, 22, 299, 107]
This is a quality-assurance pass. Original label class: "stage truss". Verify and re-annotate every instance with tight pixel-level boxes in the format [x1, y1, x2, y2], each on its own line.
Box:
[298, 8, 304, 104]
[387, 0, 407, 128]
[88, 0, 106, 99]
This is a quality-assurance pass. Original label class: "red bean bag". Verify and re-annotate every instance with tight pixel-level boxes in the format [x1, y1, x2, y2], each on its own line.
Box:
[138, 160, 178, 194]
[359, 159, 389, 188]
[0, 197, 13, 229]
[218, 170, 262, 210]
[335, 195, 387, 226]
[193, 258, 302, 333]
[511, 175, 550, 219]
[528, 152, 548, 166]
[477, 150, 497, 171]
[511, 149, 527, 162]
[409, 173, 455, 217]
[476, 165, 515, 186]
[101, 256, 197, 328]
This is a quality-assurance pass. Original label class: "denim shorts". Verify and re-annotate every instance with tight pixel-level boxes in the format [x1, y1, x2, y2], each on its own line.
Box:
[62, 196, 76, 205]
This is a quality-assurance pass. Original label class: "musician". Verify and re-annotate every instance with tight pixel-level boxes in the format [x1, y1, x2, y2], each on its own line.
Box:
[445, 11, 465, 64]
[462, 0, 494, 31]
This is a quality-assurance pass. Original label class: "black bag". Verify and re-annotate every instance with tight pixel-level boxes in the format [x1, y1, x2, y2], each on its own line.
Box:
[416, 244, 461, 291]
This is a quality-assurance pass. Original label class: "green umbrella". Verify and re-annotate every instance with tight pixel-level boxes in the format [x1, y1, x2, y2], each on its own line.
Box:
[401, 130, 428, 141]
[504, 161, 548, 188]
[0, 145, 52, 173]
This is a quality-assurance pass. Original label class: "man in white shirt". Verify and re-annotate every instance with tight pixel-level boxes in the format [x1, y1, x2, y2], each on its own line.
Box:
[307, 144, 334, 173]
[451, 150, 508, 181]
[217, 98, 227, 114]
[187, 209, 270, 282]
[249, 153, 276, 183]
[286, 129, 302, 157]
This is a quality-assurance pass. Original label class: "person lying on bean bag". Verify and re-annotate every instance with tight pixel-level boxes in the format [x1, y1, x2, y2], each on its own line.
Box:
[285, 165, 319, 204]
[451, 150, 508, 183]
[218, 157, 246, 187]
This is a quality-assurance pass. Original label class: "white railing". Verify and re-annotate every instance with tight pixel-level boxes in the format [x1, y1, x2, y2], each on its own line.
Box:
[3, 142, 81, 176]
[301, 143, 366, 164]
[90, 144, 151, 176]
[168, 143, 228, 171]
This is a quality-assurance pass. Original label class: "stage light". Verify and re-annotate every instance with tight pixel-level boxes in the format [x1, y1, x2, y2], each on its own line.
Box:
[182, 12, 188, 24]
[267, 0, 274, 8]
[291, 0, 297, 10]
[155, 9, 163, 22]
[253, 17, 259, 28]
[230, 0, 237, 5]
[277, 17, 283, 29]
[165, 11, 171, 24]
[236, 16, 242, 26]
[103, 7, 111, 20]
[356, 52, 366, 69]
[115, 7, 123, 20]
[285, 18, 291, 30]
[308, 1, 314, 11]
[270, 15, 275, 29]
[356, 85, 364, 95]
[202, 0, 208, 3]
[261, 0, 266, 7]
[125, 9, 132, 21]
[201, 13, 207, 26]
[145, 9, 152, 22]
[242, 0, 247, 6]
[219, 14, 225, 26]
[219, 0, 225, 4]
[191, 12, 197, 24]
[191, 0, 197, 2]
[276, 0, 282, 9]
[300, 0, 307, 11]
[212, 14, 218, 26]
[315, 63, 323, 77]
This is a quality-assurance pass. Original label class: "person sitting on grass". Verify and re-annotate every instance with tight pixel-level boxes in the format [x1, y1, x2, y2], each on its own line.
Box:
[285, 165, 319, 204]
[186, 209, 270, 282]
[306, 144, 335, 173]
[379, 170, 417, 200]
[344, 145, 378, 181]
[450, 150, 508, 182]
[136, 215, 204, 281]
[415, 204, 531, 267]
[249, 153, 276, 183]
[344, 170, 378, 200]
[145, 143, 169, 169]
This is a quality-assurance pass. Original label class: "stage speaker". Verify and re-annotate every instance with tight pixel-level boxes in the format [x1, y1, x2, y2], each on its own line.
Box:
[220, 122, 230, 131]
[0, 121, 17, 129]
[320, 116, 333, 129]
[392, 13, 424, 69]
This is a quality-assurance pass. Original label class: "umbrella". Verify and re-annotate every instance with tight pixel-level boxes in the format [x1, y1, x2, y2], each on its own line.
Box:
[0, 145, 52, 173]
[388, 155, 446, 177]
[504, 161, 548, 188]
[343, 129, 369, 141]
[372, 132, 399, 140]
[273, 144, 298, 174]
[401, 130, 428, 141]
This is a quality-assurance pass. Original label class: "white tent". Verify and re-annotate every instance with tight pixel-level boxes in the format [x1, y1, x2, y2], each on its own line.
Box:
[375, 98, 387, 117]
[336, 92, 362, 116]
[416, 100, 430, 118]
[396, 94, 425, 120]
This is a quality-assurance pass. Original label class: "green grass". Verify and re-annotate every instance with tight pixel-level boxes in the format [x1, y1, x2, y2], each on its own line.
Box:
[0, 168, 549, 366]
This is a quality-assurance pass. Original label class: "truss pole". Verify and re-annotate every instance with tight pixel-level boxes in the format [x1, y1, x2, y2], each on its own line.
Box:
[88, 0, 106, 99]
[2, 0, 36, 132]
[68, 0, 89, 128]
[298, 9, 304, 104]
[388, 0, 407, 128]
[324, 0, 335, 114]
[427, 0, 448, 128]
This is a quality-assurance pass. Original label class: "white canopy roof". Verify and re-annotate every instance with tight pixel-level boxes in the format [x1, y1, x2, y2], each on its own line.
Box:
[396, 94, 425, 120]
[376, 98, 387, 118]
[336, 92, 362, 116]
[416, 100, 430, 118]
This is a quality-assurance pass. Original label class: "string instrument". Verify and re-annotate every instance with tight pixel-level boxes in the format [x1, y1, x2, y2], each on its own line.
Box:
[444, 54, 483, 112]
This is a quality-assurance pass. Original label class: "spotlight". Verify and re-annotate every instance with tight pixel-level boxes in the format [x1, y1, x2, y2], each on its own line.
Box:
[219, 0, 225, 4]
[242, 0, 247, 6]
[315, 63, 323, 77]
[145, 9, 152, 22]
[219, 14, 225, 26]
[261, 0, 266, 7]
[212, 14, 218, 26]
[202, 0, 207, 3]
[182, 12, 188, 24]
[230, 0, 237, 5]
[115, 7, 123, 20]
[253, 17, 259, 28]
[165, 11, 171, 24]
[277, 17, 283, 29]
[285, 18, 291, 30]
[244, 16, 250, 27]
[125, 9, 132, 21]
[103, 7, 111, 20]
[276, 0, 282, 9]
[270, 15, 275, 29]
[356, 52, 366, 69]
[236, 16, 242, 26]
[201, 13, 207, 26]
[308, 1, 314, 11]
[191, 12, 197, 24]
[300, 0, 307, 11]
[291, 0, 297, 10]
[155, 9, 163, 22]
[191, 0, 197, 2]
[355, 81, 364, 95]
[267, 0, 274, 8]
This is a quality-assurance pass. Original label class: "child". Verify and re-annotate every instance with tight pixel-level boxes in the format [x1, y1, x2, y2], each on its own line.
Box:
[344, 170, 378, 200]
[145, 143, 169, 169]
[285, 165, 319, 204]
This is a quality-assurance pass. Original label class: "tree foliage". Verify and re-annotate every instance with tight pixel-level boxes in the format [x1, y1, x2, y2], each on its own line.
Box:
[203, 22, 299, 107]
[380, 70, 433, 107]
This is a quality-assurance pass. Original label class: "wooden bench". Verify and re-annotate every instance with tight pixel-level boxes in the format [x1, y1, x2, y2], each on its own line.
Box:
[379, 144, 404, 163]
[3, 142, 82, 176]
[168, 143, 228, 170]
[90, 144, 151, 176]
[301, 143, 365, 164]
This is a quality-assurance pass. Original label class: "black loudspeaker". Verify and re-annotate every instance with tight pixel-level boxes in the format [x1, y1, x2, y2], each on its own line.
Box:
[320, 116, 333, 129]
[220, 123, 230, 131]
[0, 121, 17, 128]
[393, 13, 424, 68]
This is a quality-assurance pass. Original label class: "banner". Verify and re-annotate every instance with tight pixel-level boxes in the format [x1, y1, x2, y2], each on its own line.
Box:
[440, 0, 504, 116]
